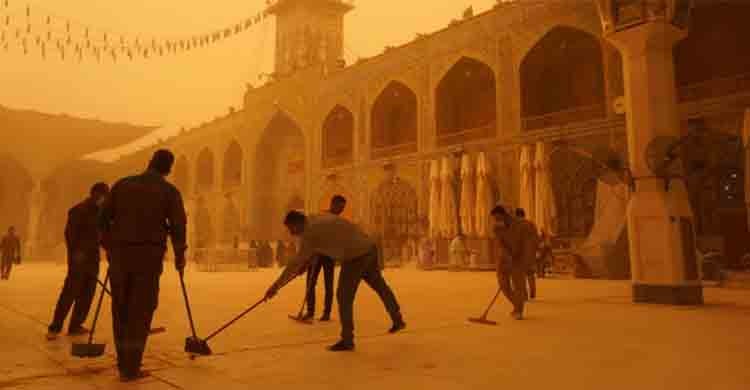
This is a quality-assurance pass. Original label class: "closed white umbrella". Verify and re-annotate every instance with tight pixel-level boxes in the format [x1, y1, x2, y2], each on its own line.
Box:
[519, 145, 535, 223]
[428, 160, 442, 238]
[534, 142, 557, 236]
[440, 157, 459, 238]
[475, 152, 494, 237]
[459, 154, 475, 236]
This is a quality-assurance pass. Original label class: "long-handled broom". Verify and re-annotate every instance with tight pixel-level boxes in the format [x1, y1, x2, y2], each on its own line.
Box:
[288, 267, 314, 324]
[468, 288, 501, 326]
[71, 273, 110, 358]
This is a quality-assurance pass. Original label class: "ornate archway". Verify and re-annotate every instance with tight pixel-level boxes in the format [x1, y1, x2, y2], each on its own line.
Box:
[548, 147, 598, 238]
[371, 81, 418, 159]
[194, 198, 214, 249]
[251, 112, 306, 240]
[435, 56, 497, 145]
[322, 105, 354, 168]
[521, 26, 607, 130]
[223, 140, 243, 190]
[222, 198, 241, 246]
[371, 177, 418, 265]
[196, 148, 215, 194]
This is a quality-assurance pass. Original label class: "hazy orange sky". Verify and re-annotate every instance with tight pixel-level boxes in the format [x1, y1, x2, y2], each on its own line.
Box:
[0, 0, 497, 159]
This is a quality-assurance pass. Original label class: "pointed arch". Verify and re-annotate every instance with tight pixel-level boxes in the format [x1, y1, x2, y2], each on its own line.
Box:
[322, 105, 354, 168]
[195, 148, 215, 193]
[520, 26, 606, 130]
[435, 56, 497, 145]
[173, 155, 190, 194]
[223, 140, 243, 189]
[371, 81, 418, 159]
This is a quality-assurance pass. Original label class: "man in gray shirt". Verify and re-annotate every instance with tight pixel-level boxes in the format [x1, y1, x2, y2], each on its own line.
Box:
[265, 211, 405, 351]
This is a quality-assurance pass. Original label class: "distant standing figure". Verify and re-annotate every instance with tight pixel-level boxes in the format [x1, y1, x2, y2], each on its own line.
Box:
[449, 233, 469, 270]
[493, 205, 538, 320]
[0, 226, 21, 280]
[516, 208, 538, 299]
[418, 237, 434, 269]
[276, 239, 287, 267]
[47, 183, 110, 340]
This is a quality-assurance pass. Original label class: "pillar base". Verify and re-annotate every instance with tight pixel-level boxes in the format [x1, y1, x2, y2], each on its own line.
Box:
[633, 283, 703, 305]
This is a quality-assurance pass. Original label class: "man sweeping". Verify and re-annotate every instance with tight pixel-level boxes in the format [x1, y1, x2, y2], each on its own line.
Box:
[100, 149, 187, 382]
[492, 205, 538, 320]
[265, 210, 406, 351]
[301, 195, 347, 322]
[47, 183, 109, 340]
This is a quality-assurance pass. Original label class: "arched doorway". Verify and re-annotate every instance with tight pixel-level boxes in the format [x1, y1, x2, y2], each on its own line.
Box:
[222, 198, 241, 246]
[674, 2, 750, 101]
[322, 105, 354, 168]
[371, 177, 418, 266]
[548, 147, 598, 238]
[0, 156, 32, 248]
[173, 155, 190, 194]
[371, 81, 418, 159]
[521, 26, 607, 130]
[251, 112, 306, 241]
[194, 198, 214, 249]
[435, 56, 497, 145]
[223, 140, 243, 190]
[196, 148, 215, 194]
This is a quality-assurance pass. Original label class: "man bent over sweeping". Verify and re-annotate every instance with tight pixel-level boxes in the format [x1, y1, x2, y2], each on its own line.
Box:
[265, 211, 406, 351]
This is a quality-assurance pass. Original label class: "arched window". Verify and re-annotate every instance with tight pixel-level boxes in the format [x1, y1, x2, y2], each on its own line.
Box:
[322, 105, 354, 167]
[223, 141, 243, 189]
[196, 148, 215, 193]
[371, 81, 418, 158]
[435, 57, 497, 145]
[521, 27, 606, 130]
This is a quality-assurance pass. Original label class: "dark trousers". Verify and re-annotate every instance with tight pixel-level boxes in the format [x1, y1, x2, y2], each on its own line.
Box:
[109, 249, 162, 377]
[49, 261, 99, 332]
[499, 267, 527, 314]
[337, 247, 402, 343]
[1, 258, 12, 279]
[306, 256, 335, 316]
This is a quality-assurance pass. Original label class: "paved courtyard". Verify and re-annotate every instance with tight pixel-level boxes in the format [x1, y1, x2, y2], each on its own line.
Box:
[1, 262, 748, 389]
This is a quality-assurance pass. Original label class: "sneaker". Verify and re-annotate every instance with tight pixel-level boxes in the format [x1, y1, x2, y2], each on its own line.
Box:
[327, 340, 355, 352]
[511, 311, 523, 320]
[388, 320, 406, 334]
[120, 370, 151, 383]
[319, 314, 331, 322]
[67, 327, 90, 336]
[301, 312, 314, 321]
[45, 331, 60, 341]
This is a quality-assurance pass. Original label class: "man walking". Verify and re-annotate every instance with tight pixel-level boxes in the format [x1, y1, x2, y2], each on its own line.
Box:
[515, 208, 538, 299]
[0, 226, 21, 280]
[99, 149, 187, 382]
[302, 195, 346, 321]
[493, 206, 538, 320]
[46, 183, 109, 340]
[265, 210, 405, 351]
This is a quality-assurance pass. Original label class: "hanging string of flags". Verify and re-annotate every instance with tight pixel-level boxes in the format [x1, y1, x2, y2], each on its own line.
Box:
[0, 0, 271, 62]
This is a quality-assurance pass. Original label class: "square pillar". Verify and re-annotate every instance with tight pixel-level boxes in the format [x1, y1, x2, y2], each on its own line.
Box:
[605, 21, 702, 305]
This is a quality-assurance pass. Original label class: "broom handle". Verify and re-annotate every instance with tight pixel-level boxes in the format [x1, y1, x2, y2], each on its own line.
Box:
[87, 272, 109, 345]
[179, 272, 199, 339]
[481, 288, 502, 319]
[297, 263, 315, 317]
[205, 265, 304, 341]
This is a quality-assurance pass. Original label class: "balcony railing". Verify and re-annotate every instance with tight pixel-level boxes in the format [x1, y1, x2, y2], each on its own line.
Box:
[678, 73, 750, 102]
[371, 142, 418, 160]
[436, 122, 496, 147]
[522, 104, 607, 131]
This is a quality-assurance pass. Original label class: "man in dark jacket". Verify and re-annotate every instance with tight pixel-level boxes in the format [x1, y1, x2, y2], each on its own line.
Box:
[99, 149, 187, 382]
[302, 195, 346, 321]
[0, 226, 21, 280]
[515, 208, 538, 299]
[46, 183, 109, 340]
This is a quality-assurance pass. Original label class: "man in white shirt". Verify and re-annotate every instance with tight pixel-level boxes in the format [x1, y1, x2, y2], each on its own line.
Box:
[265, 211, 406, 351]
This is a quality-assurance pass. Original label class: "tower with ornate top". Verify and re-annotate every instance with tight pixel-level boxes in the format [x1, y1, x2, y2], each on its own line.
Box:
[266, 0, 354, 76]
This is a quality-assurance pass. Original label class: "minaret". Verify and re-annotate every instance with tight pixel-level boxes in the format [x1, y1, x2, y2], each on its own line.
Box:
[266, 0, 353, 76]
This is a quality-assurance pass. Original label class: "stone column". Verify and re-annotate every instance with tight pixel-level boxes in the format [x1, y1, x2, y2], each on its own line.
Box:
[26, 179, 42, 260]
[602, 8, 702, 304]
[743, 109, 750, 230]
